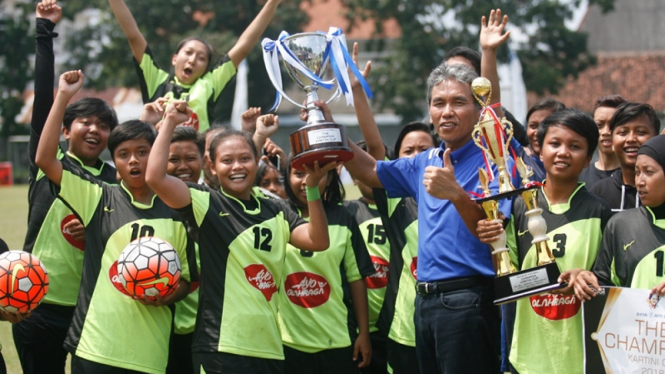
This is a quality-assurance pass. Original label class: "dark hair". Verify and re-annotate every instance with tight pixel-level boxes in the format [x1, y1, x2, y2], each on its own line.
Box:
[394, 122, 438, 157]
[609, 102, 661, 134]
[108, 120, 157, 159]
[445, 46, 481, 75]
[536, 109, 599, 157]
[63, 98, 118, 131]
[593, 95, 627, 113]
[175, 37, 214, 71]
[284, 159, 345, 209]
[255, 162, 279, 186]
[208, 129, 258, 164]
[355, 140, 395, 161]
[171, 126, 204, 156]
[526, 98, 566, 123]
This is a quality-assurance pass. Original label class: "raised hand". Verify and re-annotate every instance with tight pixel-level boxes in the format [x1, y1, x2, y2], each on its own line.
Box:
[241, 107, 262, 133]
[163, 100, 193, 127]
[480, 9, 510, 52]
[304, 161, 339, 188]
[58, 70, 84, 98]
[36, 0, 62, 24]
[255, 114, 279, 139]
[350, 42, 371, 90]
[140, 97, 168, 126]
[262, 138, 287, 170]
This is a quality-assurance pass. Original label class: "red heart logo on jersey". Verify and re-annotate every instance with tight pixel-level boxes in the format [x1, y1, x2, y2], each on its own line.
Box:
[244, 264, 277, 301]
[283, 272, 331, 308]
[109, 260, 132, 297]
[530, 293, 580, 320]
[410, 257, 418, 280]
[61, 214, 85, 251]
[365, 256, 389, 289]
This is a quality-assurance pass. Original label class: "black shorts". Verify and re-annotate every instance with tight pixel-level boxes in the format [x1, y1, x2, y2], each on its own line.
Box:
[283, 345, 356, 374]
[71, 355, 148, 374]
[193, 351, 283, 374]
[12, 303, 74, 374]
[166, 332, 194, 374]
[359, 331, 387, 374]
[386, 339, 418, 374]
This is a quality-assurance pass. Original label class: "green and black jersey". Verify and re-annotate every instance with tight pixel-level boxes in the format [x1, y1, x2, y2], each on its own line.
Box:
[507, 184, 611, 374]
[134, 46, 236, 133]
[177, 183, 305, 360]
[26, 151, 117, 307]
[343, 199, 391, 333]
[173, 242, 200, 335]
[373, 190, 419, 347]
[278, 203, 374, 353]
[592, 206, 665, 289]
[53, 162, 196, 374]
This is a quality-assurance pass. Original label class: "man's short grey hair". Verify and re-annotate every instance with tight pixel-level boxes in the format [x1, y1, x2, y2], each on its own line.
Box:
[426, 63, 479, 105]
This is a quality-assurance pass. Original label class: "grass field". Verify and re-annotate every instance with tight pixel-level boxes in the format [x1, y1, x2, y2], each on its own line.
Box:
[0, 182, 360, 373]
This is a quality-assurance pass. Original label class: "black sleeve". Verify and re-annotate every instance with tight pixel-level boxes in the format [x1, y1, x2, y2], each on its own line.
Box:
[29, 18, 58, 179]
[592, 220, 618, 286]
[349, 214, 376, 278]
[504, 108, 529, 147]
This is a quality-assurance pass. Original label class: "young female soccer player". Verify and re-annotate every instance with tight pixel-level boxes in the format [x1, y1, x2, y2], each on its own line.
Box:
[14, 2, 120, 373]
[255, 162, 286, 199]
[146, 106, 334, 373]
[570, 135, 665, 299]
[108, 0, 281, 132]
[278, 159, 375, 374]
[477, 109, 613, 374]
[36, 70, 196, 374]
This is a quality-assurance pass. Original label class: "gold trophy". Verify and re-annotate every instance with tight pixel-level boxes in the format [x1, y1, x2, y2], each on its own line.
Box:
[471, 77, 564, 305]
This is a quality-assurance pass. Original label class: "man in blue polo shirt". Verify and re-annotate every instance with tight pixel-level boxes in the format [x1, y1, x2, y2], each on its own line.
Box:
[344, 62, 507, 373]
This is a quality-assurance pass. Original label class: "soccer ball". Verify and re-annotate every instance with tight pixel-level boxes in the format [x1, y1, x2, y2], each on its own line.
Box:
[117, 237, 181, 300]
[0, 251, 49, 313]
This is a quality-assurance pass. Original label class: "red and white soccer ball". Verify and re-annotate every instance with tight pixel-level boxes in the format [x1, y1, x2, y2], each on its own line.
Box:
[116, 237, 181, 300]
[0, 251, 49, 313]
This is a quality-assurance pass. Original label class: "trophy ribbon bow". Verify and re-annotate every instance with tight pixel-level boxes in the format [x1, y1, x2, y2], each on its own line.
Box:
[325, 27, 374, 105]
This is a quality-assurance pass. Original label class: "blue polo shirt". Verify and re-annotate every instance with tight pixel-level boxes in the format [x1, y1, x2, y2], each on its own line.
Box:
[376, 138, 512, 282]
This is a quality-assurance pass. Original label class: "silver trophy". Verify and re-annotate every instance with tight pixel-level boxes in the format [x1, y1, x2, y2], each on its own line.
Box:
[262, 28, 372, 170]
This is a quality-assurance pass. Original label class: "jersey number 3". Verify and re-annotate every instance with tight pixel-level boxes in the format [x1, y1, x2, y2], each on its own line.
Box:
[253, 227, 273, 252]
[551, 233, 567, 258]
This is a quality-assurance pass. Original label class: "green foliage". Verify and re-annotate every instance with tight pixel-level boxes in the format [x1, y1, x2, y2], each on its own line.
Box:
[61, 0, 309, 123]
[342, 0, 616, 121]
[0, 3, 33, 147]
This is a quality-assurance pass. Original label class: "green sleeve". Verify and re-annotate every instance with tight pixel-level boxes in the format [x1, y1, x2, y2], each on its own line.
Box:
[189, 187, 210, 228]
[57, 168, 103, 226]
[345, 218, 374, 282]
[138, 50, 169, 99]
[209, 57, 236, 101]
[506, 215, 519, 269]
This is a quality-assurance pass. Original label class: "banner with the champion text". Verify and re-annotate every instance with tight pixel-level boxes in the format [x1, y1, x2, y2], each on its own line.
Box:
[583, 287, 665, 374]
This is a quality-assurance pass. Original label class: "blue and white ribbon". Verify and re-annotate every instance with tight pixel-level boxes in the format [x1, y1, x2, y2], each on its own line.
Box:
[326, 27, 373, 105]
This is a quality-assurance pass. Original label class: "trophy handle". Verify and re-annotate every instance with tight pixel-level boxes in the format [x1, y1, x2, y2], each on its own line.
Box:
[472, 127, 492, 162]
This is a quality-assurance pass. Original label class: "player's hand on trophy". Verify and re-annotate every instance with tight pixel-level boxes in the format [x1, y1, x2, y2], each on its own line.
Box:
[36, 0, 62, 24]
[241, 107, 262, 133]
[476, 215, 505, 244]
[300, 100, 335, 123]
[480, 9, 510, 52]
[423, 149, 465, 201]
[570, 270, 601, 301]
[350, 42, 371, 90]
[552, 268, 582, 295]
[304, 161, 340, 188]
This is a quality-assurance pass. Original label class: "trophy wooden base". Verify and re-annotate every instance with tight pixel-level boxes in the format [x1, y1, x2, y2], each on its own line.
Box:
[493, 262, 566, 305]
[290, 122, 354, 170]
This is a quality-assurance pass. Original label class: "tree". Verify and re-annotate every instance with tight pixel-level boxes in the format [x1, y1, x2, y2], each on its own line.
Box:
[342, 0, 616, 121]
[60, 0, 309, 124]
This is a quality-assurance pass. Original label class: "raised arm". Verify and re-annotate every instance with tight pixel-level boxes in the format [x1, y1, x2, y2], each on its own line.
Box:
[145, 101, 194, 209]
[107, 0, 147, 63]
[35, 70, 85, 186]
[30, 0, 61, 173]
[227, 0, 281, 67]
[252, 114, 279, 155]
[350, 43, 384, 161]
[288, 162, 338, 252]
[479, 9, 510, 118]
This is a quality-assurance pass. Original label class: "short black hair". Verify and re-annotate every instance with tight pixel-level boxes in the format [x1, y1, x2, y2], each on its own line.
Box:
[526, 98, 566, 123]
[284, 159, 345, 209]
[255, 162, 278, 186]
[394, 122, 438, 157]
[609, 102, 661, 134]
[171, 126, 204, 156]
[445, 46, 481, 75]
[108, 120, 157, 159]
[208, 129, 257, 164]
[63, 98, 118, 131]
[537, 109, 599, 157]
[593, 95, 627, 113]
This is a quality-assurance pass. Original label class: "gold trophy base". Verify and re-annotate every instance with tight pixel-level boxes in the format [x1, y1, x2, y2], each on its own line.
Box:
[289, 122, 354, 170]
[493, 262, 566, 305]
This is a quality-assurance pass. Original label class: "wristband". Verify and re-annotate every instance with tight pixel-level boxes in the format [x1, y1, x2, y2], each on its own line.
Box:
[306, 186, 321, 201]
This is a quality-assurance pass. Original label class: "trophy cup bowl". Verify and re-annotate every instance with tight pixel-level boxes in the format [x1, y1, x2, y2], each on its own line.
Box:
[278, 33, 354, 170]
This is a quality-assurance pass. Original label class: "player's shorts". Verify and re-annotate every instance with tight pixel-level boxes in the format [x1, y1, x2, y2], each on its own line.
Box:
[193, 351, 283, 374]
[360, 331, 387, 374]
[386, 339, 418, 374]
[167, 332, 194, 374]
[283, 345, 356, 374]
[71, 355, 148, 374]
